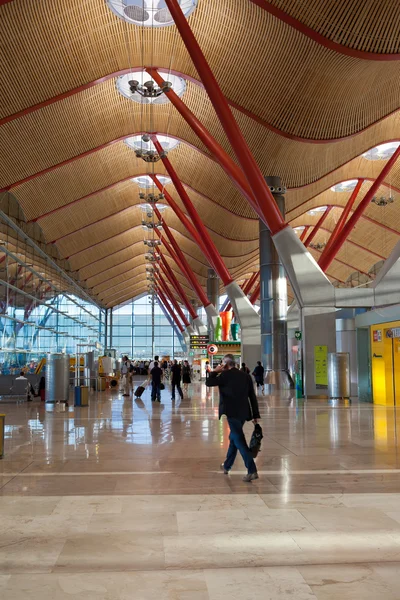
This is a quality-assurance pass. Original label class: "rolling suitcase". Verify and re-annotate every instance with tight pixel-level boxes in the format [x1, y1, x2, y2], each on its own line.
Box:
[134, 385, 145, 398]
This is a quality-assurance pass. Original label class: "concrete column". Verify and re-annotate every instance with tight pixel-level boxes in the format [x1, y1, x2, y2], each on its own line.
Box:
[189, 299, 198, 325]
[336, 317, 358, 397]
[206, 268, 219, 336]
[207, 269, 219, 310]
[260, 176, 292, 389]
[301, 306, 336, 397]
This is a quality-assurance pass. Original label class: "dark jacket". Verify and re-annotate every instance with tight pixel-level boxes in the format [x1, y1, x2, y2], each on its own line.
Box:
[252, 365, 264, 382]
[150, 366, 162, 385]
[206, 368, 260, 421]
[171, 364, 182, 384]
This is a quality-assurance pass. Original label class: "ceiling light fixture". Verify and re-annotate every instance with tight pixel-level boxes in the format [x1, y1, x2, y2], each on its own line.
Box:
[309, 242, 326, 251]
[371, 195, 395, 207]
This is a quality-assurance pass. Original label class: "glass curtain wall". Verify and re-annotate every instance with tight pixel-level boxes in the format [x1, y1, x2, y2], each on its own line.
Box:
[111, 295, 184, 358]
[0, 205, 105, 373]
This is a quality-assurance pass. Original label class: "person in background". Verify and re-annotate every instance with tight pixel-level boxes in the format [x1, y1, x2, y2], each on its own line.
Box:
[121, 356, 131, 397]
[171, 359, 183, 400]
[182, 360, 191, 395]
[205, 360, 211, 381]
[38, 376, 46, 401]
[148, 355, 159, 373]
[15, 371, 34, 401]
[252, 361, 265, 394]
[150, 360, 163, 402]
[241, 362, 250, 374]
[206, 354, 260, 482]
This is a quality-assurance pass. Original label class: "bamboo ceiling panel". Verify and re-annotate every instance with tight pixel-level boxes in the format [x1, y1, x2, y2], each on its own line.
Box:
[88, 257, 149, 290]
[285, 157, 400, 212]
[38, 180, 139, 243]
[2, 1, 400, 140]
[4, 76, 400, 196]
[104, 285, 149, 308]
[68, 228, 144, 271]
[97, 273, 149, 302]
[79, 244, 145, 282]
[92, 257, 147, 294]
[264, 0, 400, 53]
[55, 207, 143, 258]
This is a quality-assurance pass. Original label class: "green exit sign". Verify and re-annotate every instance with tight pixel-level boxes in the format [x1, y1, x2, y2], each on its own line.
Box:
[295, 331, 302, 341]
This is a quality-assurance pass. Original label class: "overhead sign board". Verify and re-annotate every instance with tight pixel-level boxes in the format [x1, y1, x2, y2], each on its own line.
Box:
[190, 334, 210, 350]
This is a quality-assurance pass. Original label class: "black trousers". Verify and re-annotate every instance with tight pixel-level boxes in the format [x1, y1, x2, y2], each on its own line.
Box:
[171, 381, 183, 399]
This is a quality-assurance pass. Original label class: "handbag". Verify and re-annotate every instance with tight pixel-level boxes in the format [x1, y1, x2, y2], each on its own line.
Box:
[160, 382, 165, 391]
[249, 423, 263, 458]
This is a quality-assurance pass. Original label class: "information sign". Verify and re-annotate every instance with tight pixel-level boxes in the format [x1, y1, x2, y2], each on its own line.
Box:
[190, 334, 210, 350]
[314, 345, 328, 387]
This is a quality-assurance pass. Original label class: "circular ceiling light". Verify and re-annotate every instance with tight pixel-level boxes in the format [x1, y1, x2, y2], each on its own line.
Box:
[106, 0, 197, 27]
[125, 135, 180, 153]
[116, 72, 186, 104]
[132, 175, 171, 188]
[307, 206, 327, 216]
[362, 141, 400, 161]
[330, 180, 358, 193]
[139, 203, 168, 212]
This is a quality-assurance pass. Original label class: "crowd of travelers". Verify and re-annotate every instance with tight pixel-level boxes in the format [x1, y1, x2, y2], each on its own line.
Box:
[120, 353, 264, 482]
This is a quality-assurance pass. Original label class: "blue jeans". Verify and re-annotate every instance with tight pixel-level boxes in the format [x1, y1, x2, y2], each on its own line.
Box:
[224, 418, 257, 474]
[151, 382, 161, 401]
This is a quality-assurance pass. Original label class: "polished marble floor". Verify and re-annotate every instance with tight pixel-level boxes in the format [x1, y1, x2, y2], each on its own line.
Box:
[2, 381, 400, 598]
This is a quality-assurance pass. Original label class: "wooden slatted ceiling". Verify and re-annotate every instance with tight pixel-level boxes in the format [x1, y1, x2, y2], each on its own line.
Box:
[2, 1, 400, 140]
[265, 0, 400, 54]
[3, 79, 400, 197]
[2, 1, 400, 307]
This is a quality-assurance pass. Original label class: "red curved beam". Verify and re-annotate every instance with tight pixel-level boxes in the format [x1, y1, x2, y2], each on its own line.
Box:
[250, 0, 400, 62]
[2, 64, 400, 146]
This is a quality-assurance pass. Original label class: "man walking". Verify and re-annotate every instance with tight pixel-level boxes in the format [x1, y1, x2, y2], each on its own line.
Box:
[206, 354, 260, 482]
[150, 360, 163, 402]
[170, 359, 183, 400]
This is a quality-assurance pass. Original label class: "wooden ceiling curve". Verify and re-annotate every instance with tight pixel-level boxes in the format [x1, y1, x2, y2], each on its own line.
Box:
[1, 0, 400, 307]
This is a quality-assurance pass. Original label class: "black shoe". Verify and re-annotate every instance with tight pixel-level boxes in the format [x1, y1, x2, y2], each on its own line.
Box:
[243, 472, 259, 482]
[220, 463, 229, 474]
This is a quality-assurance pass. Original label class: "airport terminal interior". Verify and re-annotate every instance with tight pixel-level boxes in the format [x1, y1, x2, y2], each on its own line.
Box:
[2, 0, 400, 598]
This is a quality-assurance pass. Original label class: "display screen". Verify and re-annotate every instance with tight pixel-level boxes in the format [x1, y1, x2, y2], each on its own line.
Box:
[190, 335, 209, 349]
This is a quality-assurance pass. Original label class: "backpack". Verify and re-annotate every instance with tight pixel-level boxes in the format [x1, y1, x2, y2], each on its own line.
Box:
[129, 363, 134, 373]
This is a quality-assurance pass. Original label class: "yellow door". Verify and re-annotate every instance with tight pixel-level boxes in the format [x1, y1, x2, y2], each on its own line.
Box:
[393, 337, 400, 405]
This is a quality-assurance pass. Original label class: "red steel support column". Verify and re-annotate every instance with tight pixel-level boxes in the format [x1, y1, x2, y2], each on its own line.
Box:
[163, 0, 287, 236]
[157, 287, 184, 332]
[318, 179, 363, 266]
[319, 146, 400, 272]
[299, 226, 310, 242]
[249, 282, 260, 304]
[153, 217, 210, 307]
[243, 271, 259, 295]
[156, 274, 190, 328]
[158, 253, 197, 320]
[151, 143, 233, 286]
[147, 69, 255, 207]
[151, 175, 212, 263]
[304, 207, 332, 248]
